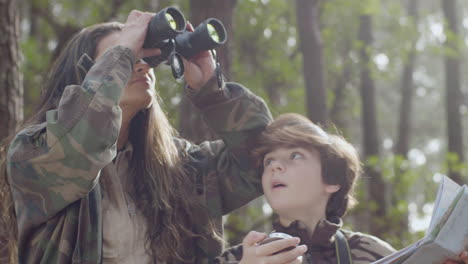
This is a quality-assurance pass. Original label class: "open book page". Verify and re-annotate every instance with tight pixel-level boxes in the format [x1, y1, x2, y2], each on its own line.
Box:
[433, 186, 468, 253]
[370, 237, 430, 264]
[428, 176, 461, 233]
[428, 181, 463, 239]
[402, 186, 467, 264]
[371, 176, 467, 264]
[401, 242, 455, 264]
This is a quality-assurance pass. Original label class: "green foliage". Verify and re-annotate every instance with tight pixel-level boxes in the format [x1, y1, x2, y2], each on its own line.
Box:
[21, 37, 51, 118]
[232, 0, 304, 116]
[358, 0, 381, 16]
[348, 150, 443, 249]
[444, 152, 467, 176]
[441, 29, 464, 58]
[224, 198, 271, 246]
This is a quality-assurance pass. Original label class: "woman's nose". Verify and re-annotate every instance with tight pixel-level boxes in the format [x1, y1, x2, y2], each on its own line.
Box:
[134, 59, 150, 73]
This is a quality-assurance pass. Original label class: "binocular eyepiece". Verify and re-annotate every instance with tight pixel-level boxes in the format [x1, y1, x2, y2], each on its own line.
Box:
[142, 7, 227, 79]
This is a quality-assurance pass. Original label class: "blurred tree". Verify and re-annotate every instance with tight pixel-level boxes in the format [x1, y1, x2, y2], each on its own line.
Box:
[295, 0, 327, 126]
[358, 11, 389, 236]
[22, 1, 48, 118]
[321, 0, 361, 137]
[0, 0, 23, 140]
[0, 0, 22, 262]
[231, 0, 302, 115]
[393, 0, 420, 243]
[328, 41, 353, 132]
[29, 0, 128, 61]
[442, 0, 464, 184]
[395, 0, 419, 162]
[29, 1, 79, 60]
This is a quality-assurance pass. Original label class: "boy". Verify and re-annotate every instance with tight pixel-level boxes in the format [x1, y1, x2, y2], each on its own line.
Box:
[217, 113, 395, 264]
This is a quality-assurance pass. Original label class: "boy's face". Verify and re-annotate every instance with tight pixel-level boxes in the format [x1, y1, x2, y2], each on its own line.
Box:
[261, 147, 340, 217]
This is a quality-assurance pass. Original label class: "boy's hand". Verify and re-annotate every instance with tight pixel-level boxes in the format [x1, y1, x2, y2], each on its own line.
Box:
[239, 231, 307, 264]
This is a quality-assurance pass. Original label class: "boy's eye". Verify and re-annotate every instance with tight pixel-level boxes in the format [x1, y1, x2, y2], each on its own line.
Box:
[291, 152, 303, 159]
[263, 158, 272, 166]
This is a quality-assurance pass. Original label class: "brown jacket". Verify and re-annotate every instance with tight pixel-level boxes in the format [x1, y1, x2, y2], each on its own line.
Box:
[217, 216, 396, 264]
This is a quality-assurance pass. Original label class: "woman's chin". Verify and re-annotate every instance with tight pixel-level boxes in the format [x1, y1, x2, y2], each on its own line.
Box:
[119, 96, 153, 111]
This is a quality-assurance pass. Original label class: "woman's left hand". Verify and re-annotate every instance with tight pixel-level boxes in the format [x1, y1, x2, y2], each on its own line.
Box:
[181, 22, 217, 91]
[442, 251, 468, 264]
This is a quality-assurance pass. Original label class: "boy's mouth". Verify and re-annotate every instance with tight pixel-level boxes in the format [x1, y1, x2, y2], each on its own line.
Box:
[271, 180, 287, 190]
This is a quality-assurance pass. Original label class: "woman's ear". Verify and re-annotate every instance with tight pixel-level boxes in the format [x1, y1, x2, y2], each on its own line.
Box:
[325, 184, 341, 194]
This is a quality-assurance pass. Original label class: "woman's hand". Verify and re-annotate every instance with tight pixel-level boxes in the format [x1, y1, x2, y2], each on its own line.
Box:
[181, 22, 217, 91]
[116, 10, 161, 61]
[442, 251, 468, 264]
[239, 231, 307, 264]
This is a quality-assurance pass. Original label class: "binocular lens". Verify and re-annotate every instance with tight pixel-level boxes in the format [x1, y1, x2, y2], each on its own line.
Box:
[207, 24, 220, 43]
[165, 13, 177, 30]
[174, 18, 227, 59]
[165, 7, 186, 31]
[143, 7, 186, 66]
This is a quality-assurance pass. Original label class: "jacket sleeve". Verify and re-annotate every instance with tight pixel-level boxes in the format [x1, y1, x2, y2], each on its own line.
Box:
[6, 46, 134, 232]
[183, 75, 273, 216]
[214, 243, 243, 263]
[345, 230, 397, 262]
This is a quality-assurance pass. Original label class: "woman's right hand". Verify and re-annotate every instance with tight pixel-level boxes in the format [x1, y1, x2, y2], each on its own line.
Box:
[239, 231, 307, 264]
[117, 10, 160, 61]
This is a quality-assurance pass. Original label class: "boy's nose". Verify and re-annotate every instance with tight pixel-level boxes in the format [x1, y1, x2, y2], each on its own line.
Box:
[271, 160, 285, 172]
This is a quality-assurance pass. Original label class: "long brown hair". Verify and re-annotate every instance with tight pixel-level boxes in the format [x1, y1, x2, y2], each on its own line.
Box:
[1, 21, 212, 263]
[252, 113, 362, 218]
[123, 94, 205, 262]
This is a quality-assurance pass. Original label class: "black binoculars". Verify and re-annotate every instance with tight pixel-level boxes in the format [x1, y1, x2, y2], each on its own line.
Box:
[142, 7, 227, 79]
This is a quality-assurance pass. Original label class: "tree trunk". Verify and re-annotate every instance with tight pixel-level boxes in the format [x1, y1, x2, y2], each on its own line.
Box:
[359, 14, 387, 236]
[393, 0, 419, 243]
[395, 55, 416, 156]
[0, 0, 22, 262]
[330, 40, 353, 133]
[395, 0, 419, 157]
[179, 0, 237, 143]
[442, 0, 464, 184]
[0, 0, 23, 141]
[295, 0, 327, 126]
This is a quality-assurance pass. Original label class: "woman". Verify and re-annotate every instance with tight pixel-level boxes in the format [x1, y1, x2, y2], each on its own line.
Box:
[2, 10, 272, 263]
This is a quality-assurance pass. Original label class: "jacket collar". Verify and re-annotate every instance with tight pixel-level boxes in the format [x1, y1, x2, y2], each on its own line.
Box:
[272, 215, 342, 249]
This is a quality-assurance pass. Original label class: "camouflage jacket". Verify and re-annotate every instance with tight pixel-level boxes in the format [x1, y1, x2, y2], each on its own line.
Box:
[7, 46, 272, 263]
[216, 216, 396, 264]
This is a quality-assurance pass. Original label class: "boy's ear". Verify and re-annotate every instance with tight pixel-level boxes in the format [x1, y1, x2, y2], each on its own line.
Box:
[325, 184, 341, 194]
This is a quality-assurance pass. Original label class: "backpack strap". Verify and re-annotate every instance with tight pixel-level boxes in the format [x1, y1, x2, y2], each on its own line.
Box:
[334, 229, 353, 264]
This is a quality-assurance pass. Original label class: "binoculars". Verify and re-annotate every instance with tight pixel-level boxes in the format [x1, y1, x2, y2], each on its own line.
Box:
[143, 7, 227, 79]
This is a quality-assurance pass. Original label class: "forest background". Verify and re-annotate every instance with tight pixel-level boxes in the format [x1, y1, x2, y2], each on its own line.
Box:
[1, 0, 468, 256]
